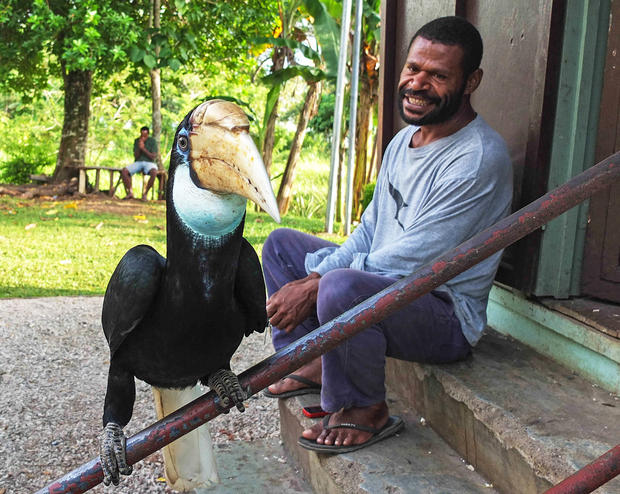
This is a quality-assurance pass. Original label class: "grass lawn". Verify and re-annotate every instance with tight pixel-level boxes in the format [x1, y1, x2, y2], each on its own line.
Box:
[0, 195, 345, 298]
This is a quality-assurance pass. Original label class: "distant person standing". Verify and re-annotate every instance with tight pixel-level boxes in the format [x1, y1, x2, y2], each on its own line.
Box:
[121, 126, 158, 200]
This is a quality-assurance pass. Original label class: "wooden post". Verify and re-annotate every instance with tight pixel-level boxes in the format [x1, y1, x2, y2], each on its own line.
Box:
[78, 169, 86, 194]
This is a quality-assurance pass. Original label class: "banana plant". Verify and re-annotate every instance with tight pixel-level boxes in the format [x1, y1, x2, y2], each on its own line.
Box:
[255, 0, 339, 160]
[255, 0, 340, 214]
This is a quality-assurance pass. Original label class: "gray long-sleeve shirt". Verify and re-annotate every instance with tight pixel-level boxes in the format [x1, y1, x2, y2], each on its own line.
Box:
[305, 116, 513, 345]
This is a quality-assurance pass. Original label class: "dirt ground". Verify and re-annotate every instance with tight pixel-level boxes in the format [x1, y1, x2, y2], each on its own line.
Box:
[0, 296, 282, 494]
[0, 181, 165, 216]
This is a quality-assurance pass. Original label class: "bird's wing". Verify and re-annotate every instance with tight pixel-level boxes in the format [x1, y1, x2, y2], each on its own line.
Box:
[102, 244, 165, 356]
[235, 238, 268, 336]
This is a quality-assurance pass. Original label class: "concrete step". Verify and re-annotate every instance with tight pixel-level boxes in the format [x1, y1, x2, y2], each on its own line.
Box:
[278, 393, 498, 493]
[385, 329, 620, 493]
[206, 438, 313, 493]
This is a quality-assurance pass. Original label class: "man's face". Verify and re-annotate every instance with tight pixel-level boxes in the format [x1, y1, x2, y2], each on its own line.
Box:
[397, 37, 469, 126]
[140, 129, 149, 139]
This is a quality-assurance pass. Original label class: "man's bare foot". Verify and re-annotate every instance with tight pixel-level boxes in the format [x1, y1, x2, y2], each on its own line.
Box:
[302, 401, 389, 447]
[266, 358, 321, 396]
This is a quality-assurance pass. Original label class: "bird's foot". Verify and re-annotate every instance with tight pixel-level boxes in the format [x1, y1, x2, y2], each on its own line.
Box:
[100, 422, 133, 486]
[207, 369, 246, 412]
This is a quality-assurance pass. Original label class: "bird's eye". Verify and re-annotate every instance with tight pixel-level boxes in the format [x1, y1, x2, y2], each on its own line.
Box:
[178, 135, 188, 151]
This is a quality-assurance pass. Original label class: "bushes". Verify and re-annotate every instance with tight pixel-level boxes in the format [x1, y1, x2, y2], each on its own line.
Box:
[0, 93, 59, 183]
[361, 182, 375, 213]
[1, 157, 49, 184]
[0, 126, 57, 183]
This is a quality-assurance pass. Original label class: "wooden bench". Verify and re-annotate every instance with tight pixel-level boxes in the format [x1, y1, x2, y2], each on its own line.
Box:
[77, 166, 167, 200]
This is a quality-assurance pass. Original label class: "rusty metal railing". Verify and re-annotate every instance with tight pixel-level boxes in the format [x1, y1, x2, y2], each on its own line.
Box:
[37, 151, 620, 494]
[544, 444, 620, 494]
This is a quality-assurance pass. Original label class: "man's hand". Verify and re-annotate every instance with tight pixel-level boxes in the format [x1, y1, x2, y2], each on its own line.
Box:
[266, 272, 320, 333]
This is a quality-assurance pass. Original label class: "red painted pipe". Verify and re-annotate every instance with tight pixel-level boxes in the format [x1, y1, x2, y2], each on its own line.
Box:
[544, 444, 620, 494]
[37, 152, 620, 494]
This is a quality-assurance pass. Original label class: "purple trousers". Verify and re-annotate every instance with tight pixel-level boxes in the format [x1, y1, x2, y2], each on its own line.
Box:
[262, 228, 471, 412]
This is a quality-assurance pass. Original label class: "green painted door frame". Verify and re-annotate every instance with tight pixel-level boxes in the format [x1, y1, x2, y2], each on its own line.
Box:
[534, 0, 611, 298]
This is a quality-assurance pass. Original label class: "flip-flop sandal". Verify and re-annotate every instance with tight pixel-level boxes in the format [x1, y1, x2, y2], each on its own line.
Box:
[297, 415, 404, 454]
[263, 374, 321, 398]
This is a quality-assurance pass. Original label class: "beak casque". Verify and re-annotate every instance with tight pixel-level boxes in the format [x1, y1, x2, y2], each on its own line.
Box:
[188, 100, 280, 223]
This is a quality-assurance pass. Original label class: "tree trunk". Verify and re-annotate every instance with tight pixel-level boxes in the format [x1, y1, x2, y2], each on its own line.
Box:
[151, 68, 162, 170]
[261, 46, 287, 176]
[276, 80, 321, 215]
[352, 48, 379, 219]
[52, 68, 93, 183]
[352, 82, 372, 219]
[150, 0, 163, 170]
[336, 133, 346, 225]
[367, 132, 378, 183]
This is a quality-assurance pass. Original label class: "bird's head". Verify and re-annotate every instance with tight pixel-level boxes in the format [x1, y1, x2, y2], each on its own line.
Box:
[169, 99, 280, 237]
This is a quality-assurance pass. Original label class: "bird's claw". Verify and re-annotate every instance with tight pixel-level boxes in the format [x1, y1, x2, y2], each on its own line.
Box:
[208, 369, 246, 412]
[100, 422, 133, 486]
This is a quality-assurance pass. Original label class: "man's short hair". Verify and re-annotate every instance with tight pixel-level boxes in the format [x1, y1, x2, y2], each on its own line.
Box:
[410, 16, 483, 76]
[140, 126, 150, 133]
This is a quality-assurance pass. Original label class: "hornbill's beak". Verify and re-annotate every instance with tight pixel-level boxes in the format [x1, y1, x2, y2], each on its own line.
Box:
[188, 100, 281, 223]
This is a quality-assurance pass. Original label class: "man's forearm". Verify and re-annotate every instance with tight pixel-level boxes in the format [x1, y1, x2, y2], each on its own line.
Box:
[144, 148, 156, 161]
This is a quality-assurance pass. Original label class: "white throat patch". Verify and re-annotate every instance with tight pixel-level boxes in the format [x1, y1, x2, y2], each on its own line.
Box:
[172, 164, 246, 237]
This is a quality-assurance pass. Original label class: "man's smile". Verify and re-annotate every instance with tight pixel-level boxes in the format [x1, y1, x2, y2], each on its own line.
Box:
[400, 90, 439, 111]
[405, 95, 432, 107]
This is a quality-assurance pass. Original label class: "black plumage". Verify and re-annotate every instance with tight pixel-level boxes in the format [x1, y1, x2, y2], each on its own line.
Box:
[99, 100, 280, 485]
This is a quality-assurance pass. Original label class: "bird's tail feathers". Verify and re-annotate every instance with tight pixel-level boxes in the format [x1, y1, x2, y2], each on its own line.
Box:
[152, 385, 220, 489]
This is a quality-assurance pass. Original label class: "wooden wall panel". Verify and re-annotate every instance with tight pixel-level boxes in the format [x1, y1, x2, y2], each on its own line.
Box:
[465, 1, 565, 289]
[582, 0, 620, 302]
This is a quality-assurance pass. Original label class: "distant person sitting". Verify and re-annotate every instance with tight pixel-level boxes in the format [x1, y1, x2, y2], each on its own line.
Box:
[121, 126, 158, 200]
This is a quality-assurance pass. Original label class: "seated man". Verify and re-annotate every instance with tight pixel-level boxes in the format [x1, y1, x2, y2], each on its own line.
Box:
[263, 16, 513, 453]
[121, 125, 158, 200]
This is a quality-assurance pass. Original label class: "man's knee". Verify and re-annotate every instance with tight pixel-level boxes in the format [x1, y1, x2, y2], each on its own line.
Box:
[121, 167, 130, 177]
[317, 269, 363, 323]
[263, 228, 295, 263]
[148, 169, 157, 177]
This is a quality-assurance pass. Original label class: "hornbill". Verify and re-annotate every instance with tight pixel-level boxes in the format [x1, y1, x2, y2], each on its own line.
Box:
[100, 100, 280, 486]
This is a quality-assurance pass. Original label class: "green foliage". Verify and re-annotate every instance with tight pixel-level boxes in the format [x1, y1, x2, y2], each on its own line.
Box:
[0, 0, 136, 95]
[309, 90, 333, 136]
[0, 90, 59, 182]
[273, 125, 296, 160]
[308, 85, 352, 138]
[0, 66, 270, 182]
[270, 141, 331, 219]
[301, 0, 341, 77]
[363, 0, 381, 44]
[255, 0, 341, 145]
[125, 0, 279, 84]
[0, 0, 278, 101]
[0, 160, 37, 185]
[361, 181, 376, 213]
[254, 36, 322, 65]
[0, 157, 50, 185]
